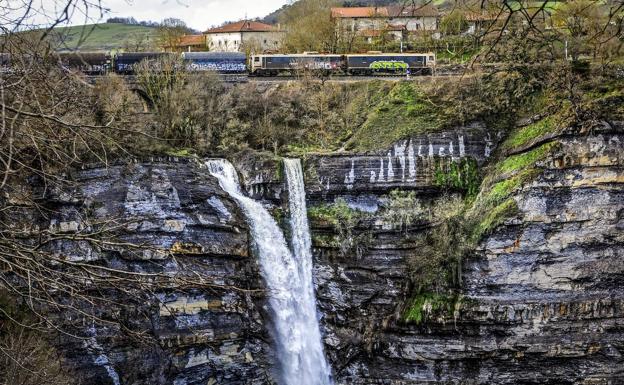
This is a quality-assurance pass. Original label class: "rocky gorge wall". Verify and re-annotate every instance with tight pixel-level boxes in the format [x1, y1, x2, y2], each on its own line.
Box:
[14, 117, 624, 384]
[307, 122, 624, 385]
[240, 119, 624, 384]
[13, 161, 276, 385]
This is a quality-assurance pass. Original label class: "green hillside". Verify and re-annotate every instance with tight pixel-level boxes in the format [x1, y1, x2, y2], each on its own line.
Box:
[262, 0, 452, 24]
[52, 23, 159, 51]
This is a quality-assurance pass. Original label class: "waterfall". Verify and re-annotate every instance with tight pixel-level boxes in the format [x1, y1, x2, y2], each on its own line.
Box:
[206, 159, 332, 385]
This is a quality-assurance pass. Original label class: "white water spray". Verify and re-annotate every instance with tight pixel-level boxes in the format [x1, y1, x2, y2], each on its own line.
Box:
[206, 159, 332, 385]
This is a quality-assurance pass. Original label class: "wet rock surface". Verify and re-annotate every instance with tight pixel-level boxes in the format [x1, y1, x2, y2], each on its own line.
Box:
[311, 124, 624, 385]
[39, 160, 275, 385]
[26, 121, 624, 384]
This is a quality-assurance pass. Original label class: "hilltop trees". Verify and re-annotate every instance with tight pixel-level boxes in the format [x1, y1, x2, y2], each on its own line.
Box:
[552, 0, 617, 61]
[157, 18, 192, 51]
[280, 0, 339, 53]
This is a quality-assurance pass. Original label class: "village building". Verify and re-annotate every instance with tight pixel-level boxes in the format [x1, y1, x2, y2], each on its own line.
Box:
[204, 20, 285, 53]
[463, 11, 502, 34]
[165, 34, 207, 52]
[331, 4, 439, 41]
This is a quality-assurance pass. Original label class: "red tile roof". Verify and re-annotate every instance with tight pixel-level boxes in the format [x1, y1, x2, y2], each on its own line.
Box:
[331, 7, 389, 18]
[204, 20, 277, 34]
[178, 35, 205, 46]
[331, 5, 438, 19]
[463, 10, 501, 22]
[387, 4, 439, 18]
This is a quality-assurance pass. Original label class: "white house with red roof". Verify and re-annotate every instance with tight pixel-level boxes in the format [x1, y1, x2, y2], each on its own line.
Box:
[204, 20, 285, 53]
[331, 4, 439, 41]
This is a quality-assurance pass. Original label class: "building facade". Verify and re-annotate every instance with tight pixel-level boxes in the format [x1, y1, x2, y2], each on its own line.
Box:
[204, 20, 285, 53]
[165, 34, 207, 52]
[332, 5, 439, 41]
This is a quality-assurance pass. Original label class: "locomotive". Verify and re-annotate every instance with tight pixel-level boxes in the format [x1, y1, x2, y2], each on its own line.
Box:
[0, 51, 436, 76]
[250, 52, 435, 76]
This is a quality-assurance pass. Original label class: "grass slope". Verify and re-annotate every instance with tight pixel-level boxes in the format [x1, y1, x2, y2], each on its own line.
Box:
[52, 23, 158, 51]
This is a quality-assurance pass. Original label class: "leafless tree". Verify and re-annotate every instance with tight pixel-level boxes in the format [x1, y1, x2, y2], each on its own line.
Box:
[0, 2, 250, 382]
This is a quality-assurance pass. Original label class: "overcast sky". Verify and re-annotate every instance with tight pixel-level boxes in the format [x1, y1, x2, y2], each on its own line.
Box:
[27, 0, 290, 31]
[104, 0, 290, 30]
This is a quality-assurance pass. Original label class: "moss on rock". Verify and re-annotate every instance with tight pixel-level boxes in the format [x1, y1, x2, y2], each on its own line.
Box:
[404, 292, 462, 325]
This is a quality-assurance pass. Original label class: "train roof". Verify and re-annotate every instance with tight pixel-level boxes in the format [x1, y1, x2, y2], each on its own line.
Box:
[252, 53, 342, 58]
[55, 52, 109, 61]
[115, 52, 173, 59]
[182, 52, 246, 60]
[346, 52, 435, 57]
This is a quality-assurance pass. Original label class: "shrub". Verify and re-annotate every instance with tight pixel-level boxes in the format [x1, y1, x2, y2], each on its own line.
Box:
[382, 190, 427, 231]
[136, 55, 225, 149]
[308, 199, 371, 258]
[434, 158, 481, 197]
[407, 195, 469, 293]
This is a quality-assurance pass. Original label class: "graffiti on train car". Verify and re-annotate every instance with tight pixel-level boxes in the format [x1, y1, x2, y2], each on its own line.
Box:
[286, 61, 337, 71]
[186, 61, 247, 72]
[369, 61, 409, 71]
[116, 63, 138, 72]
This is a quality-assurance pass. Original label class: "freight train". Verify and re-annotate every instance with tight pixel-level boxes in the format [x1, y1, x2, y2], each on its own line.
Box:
[0, 51, 436, 76]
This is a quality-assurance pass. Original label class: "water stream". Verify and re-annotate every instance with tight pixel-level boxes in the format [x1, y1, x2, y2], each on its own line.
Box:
[206, 159, 332, 385]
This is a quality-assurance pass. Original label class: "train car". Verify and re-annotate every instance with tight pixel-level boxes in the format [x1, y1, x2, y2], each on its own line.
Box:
[114, 52, 174, 74]
[346, 53, 435, 75]
[250, 54, 343, 76]
[182, 52, 247, 73]
[55, 52, 111, 75]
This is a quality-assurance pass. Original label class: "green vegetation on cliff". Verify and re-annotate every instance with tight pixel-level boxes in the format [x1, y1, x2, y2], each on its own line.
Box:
[501, 116, 559, 151]
[404, 292, 462, 325]
[344, 82, 444, 152]
[308, 199, 371, 257]
[434, 158, 481, 197]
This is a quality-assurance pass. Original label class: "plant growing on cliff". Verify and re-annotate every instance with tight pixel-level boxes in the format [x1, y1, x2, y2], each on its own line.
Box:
[382, 190, 427, 232]
[434, 158, 482, 197]
[404, 292, 462, 325]
[308, 199, 371, 258]
[407, 195, 470, 293]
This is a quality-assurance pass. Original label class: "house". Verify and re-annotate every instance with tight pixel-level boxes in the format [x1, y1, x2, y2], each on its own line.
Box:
[359, 25, 407, 44]
[463, 11, 501, 34]
[165, 34, 207, 52]
[386, 5, 439, 31]
[332, 4, 439, 40]
[204, 20, 285, 53]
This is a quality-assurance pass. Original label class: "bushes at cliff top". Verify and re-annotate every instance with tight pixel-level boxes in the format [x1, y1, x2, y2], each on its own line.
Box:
[88, 66, 548, 157]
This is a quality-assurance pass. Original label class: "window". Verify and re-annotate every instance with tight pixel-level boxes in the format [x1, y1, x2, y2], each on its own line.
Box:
[264, 39, 267, 44]
[254, 57, 260, 62]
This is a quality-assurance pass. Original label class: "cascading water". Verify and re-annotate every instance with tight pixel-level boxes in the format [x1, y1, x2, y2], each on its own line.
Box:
[206, 159, 332, 385]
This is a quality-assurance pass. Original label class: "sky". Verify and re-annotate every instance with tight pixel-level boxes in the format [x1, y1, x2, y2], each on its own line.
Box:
[16, 0, 290, 31]
[101, 0, 290, 30]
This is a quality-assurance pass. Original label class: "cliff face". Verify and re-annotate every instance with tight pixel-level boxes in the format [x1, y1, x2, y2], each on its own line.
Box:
[27, 120, 624, 384]
[36, 161, 275, 385]
[304, 122, 624, 385]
